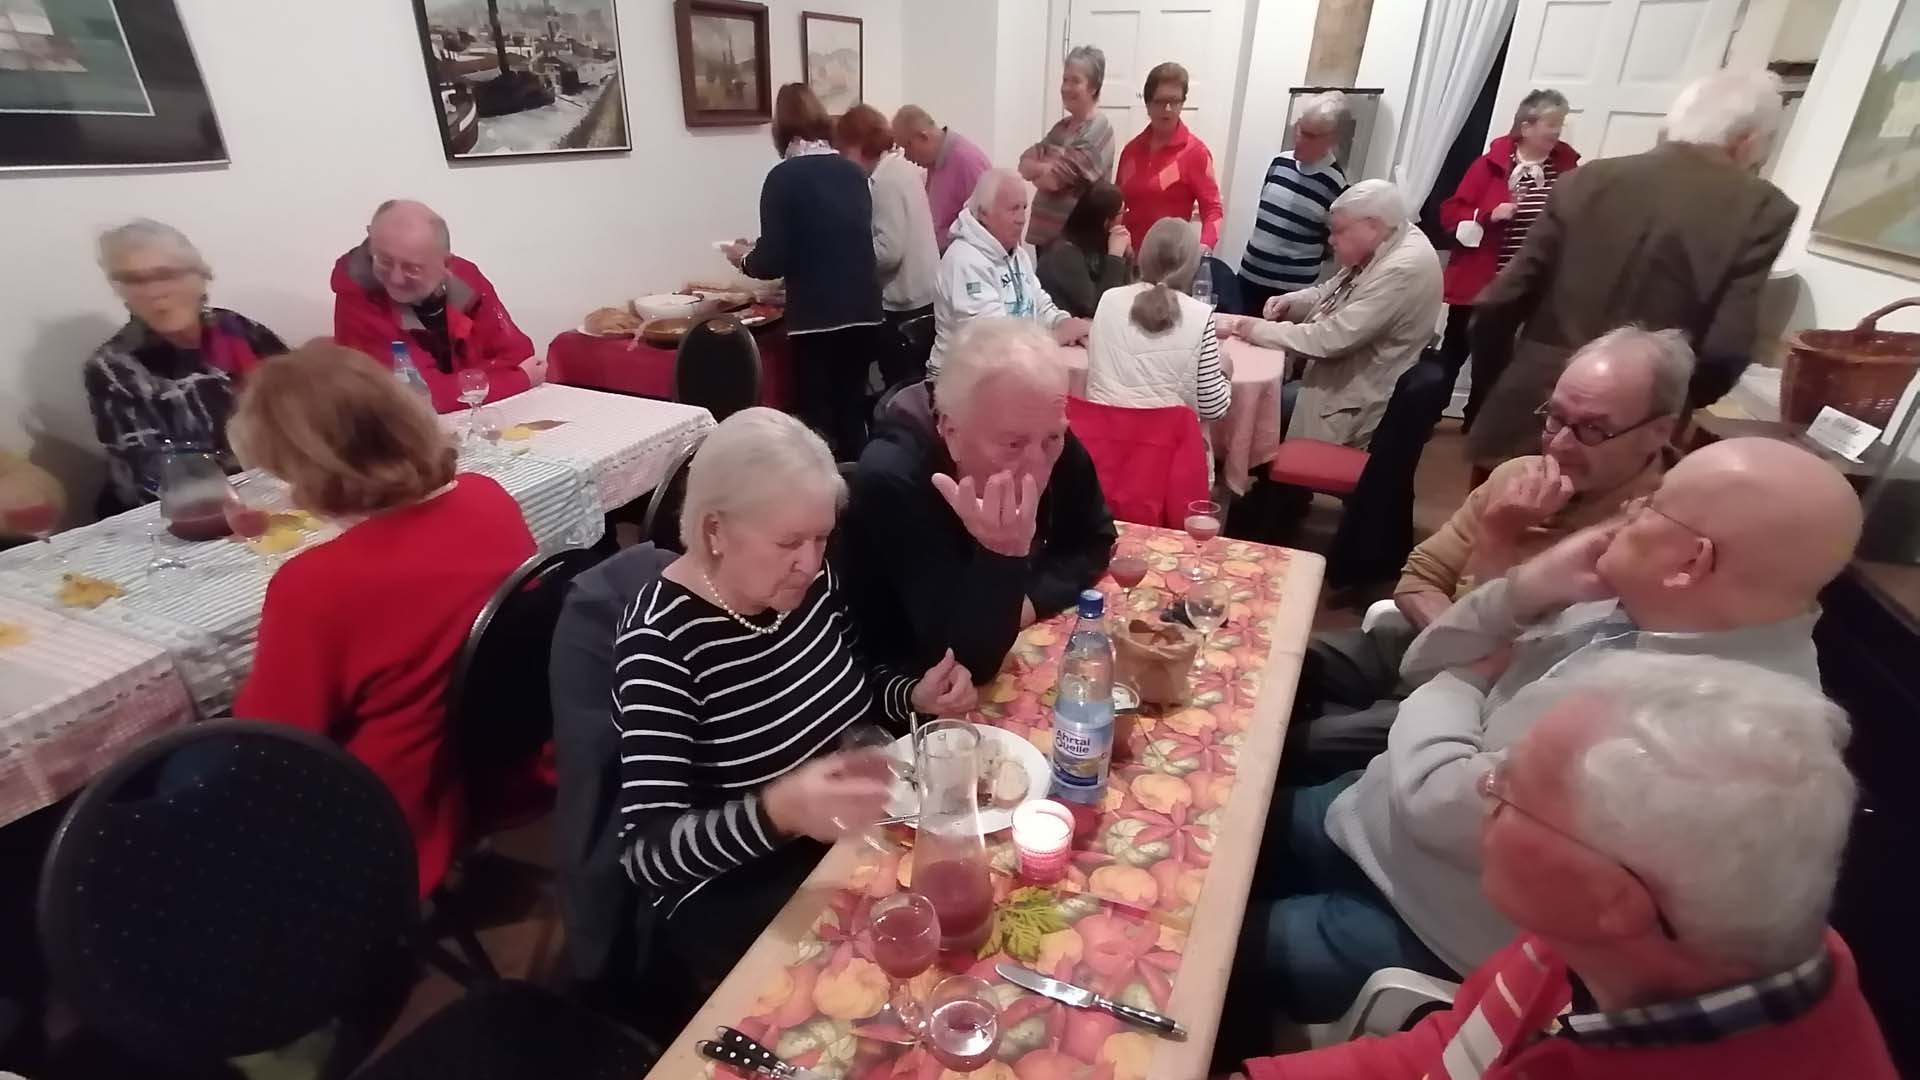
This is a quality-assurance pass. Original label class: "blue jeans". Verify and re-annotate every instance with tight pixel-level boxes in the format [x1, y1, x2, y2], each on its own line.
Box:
[1234, 774, 1455, 1024]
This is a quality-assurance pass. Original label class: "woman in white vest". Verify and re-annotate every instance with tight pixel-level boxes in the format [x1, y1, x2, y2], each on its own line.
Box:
[1085, 218, 1232, 458]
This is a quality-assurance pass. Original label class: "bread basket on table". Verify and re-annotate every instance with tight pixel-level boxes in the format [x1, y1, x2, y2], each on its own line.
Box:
[1781, 297, 1920, 427]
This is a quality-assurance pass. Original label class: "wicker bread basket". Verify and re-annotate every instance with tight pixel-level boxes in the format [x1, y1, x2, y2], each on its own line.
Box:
[1781, 297, 1920, 426]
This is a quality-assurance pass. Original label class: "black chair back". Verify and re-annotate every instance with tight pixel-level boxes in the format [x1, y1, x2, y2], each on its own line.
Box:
[872, 377, 925, 429]
[639, 433, 705, 554]
[674, 315, 760, 422]
[1328, 354, 1453, 586]
[38, 721, 417, 1071]
[450, 548, 604, 779]
[1200, 255, 1243, 316]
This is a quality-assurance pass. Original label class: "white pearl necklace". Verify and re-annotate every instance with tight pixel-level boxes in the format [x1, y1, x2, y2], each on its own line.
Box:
[702, 570, 788, 636]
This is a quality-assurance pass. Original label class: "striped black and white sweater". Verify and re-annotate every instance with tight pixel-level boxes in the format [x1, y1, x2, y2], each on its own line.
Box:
[611, 563, 914, 910]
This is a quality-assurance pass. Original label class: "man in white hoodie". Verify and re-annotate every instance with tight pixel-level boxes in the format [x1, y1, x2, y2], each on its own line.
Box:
[929, 168, 1090, 378]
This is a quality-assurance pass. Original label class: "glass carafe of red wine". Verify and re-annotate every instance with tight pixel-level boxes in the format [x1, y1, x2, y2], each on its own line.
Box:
[913, 720, 995, 957]
[159, 448, 234, 541]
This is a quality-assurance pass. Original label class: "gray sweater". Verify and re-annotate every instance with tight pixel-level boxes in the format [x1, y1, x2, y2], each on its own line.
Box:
[1325, 577, 1822, 975]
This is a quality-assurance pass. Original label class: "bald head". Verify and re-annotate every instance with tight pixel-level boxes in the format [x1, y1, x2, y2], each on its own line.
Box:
[893, 104, 942, 168]
[366, 199, 452, 304]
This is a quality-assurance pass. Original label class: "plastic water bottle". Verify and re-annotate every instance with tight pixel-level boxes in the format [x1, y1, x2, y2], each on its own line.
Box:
[1191, 265, 1215, 309]
[1050, 589, 1115, 807]
[389, 341, 432, 405]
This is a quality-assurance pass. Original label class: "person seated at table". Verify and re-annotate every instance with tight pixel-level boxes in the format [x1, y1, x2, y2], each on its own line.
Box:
[837, 103, 940, 386]
[1219, 179, 1441, 450]
[1036, 180, 1132, 319]
[929, 169, 1091, 379]
[330, 198, 544, 415]
[85, 219, 288, 515]
[611, 407, 976, 1002]
[230, 342, 537, 899]
[1085, 218, 1230, 432]
[1241, 652, 1897, 1080]
[842, 318, 1117, 681]
[0, 450, 65, 548]
[724, 84, 883, 462]
[1231, 436, 1862, 1023]
[1286, 327, 1685, 783]
[892, 105, 994, 254]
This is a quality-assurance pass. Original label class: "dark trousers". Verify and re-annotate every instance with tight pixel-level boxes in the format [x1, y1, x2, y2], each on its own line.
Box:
[881, 305, 934, 388]
[790, 324, 881, 462]
[1440, 305, 1493, 432]
[1235, 274, 1287, 318]
[1283, 623, 1416, 785]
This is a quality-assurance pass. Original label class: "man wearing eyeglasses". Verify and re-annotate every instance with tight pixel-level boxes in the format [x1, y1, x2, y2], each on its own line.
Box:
[1286, 328, 1685, 784]
[1226, 436, 1861, 1028]
[1241, 652, 1896, 1080]
[330, 199, 543, 413]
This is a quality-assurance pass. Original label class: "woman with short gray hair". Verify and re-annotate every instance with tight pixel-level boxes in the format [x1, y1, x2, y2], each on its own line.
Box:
[1438, 87, 1579, 429]
[1018, 44, 1116, 248]
[610, 407, 976, 996]
[85, 218, 287, 513]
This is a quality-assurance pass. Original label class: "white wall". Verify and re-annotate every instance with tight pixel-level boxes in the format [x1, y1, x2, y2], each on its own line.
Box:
[993, 0, 1053, 167]
[902, 0, 1000, 155]
[0, 0, 903, 504]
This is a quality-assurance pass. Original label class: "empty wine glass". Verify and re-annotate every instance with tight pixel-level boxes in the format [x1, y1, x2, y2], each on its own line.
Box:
[866, 892, 940, 1031]
[457, 369, 490, 447]
[4, 501, 65, 571]
[1110, 541, 1148, 616]
[924, 975, 1002, 1073]
[1183, 500, 1222, 581]
[144, 523, 190, 586]
[1185, 577, 1231, 671]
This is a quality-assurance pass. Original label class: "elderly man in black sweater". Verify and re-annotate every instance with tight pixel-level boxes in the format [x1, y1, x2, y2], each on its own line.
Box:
[841, 318, 1117, 684]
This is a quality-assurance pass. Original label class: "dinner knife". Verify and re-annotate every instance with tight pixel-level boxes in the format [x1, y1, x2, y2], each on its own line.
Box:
[696, 1026, 828, 1080]
[997, 962, 1188, 1040]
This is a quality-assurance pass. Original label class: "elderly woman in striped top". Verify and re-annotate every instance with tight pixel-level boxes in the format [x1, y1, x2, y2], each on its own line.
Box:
[612, 407, 976, 993]
[1438, 89, 1578, 428]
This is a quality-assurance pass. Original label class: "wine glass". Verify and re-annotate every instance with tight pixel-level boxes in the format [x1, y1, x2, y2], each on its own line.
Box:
[223, 483, 275, 577]
[457, 370, 490, 447]
[1185, 577, 1231, 671]
[866, 892, 940, 1031]
[4, 501, 65, 570]
[144, 523, 190, 586]
[1109, 542, 1148, 616]
[1183, 500, 1222, 581]
[924, 975, 1002, 1073]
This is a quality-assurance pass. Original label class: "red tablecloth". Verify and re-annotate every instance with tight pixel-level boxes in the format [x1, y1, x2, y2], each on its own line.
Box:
[546, 324, 794, 410]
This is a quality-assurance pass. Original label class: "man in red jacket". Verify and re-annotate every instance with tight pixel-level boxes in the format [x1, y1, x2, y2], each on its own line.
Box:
[1245, 651, 1897, 1080]
[330, 198, 543, 413]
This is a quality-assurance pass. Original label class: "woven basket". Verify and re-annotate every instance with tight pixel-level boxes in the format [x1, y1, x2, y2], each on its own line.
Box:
[1781, 297, 1920, 427]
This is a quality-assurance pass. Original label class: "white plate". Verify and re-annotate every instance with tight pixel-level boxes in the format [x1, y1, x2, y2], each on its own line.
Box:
[884, 724, 1052, 834]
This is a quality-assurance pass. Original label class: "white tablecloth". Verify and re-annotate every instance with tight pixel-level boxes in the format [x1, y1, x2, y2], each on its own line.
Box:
[450, 384, 714, 512]
[0, 595, 195, 826]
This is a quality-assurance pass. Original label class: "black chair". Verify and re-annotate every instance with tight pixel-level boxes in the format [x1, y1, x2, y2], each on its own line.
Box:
[1200, 255, 1243, 316]
[1326, 357, 1453, 586]
[673, 315, 761, 422]
[872, 377, 924, 430]
[639, 433, 705, 554]
[37, 721, 654, 1079]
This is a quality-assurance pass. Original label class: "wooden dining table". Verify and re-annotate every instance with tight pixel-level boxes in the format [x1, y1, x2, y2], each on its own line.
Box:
[643, 523, 1323, 1080]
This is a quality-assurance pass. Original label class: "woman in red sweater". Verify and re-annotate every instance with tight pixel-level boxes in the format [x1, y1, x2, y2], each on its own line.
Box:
[1438, 89, 1578, 430]
[230, 343, 535, 897]
[1115, 62, 1224, 254]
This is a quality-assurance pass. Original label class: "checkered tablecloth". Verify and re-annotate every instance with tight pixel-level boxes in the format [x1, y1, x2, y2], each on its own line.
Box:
[448, 384, 714, 512]
[0, 595, 195, 826]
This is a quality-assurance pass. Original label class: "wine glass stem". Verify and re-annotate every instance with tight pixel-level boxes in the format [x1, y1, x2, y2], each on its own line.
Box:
[890, 976, 924, 1031]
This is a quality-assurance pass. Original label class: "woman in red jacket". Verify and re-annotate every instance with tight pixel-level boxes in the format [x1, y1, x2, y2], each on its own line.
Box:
[1438, 90, 1577, 430]
[230, 343, 537, 897]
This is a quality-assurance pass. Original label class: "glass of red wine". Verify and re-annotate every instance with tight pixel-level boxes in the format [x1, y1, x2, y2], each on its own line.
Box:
[1110, 541, 1148, 616]
[1183, 500, 1223, 581]
[866, 891, 940, 1031]
[924, 975, 1002, 1073]
[223, 483, 275, 577]
[4, 501, 65, 570]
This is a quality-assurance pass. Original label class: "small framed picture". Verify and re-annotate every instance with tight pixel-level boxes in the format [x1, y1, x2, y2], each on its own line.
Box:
[801, 11, 862, 117]
[675, 0, 772, 128]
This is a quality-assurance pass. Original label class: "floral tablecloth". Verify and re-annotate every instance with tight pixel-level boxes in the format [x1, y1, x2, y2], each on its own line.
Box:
[712, 525, 1295, 1080]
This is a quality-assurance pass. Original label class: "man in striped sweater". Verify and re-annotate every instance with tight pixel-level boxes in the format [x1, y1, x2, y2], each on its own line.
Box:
[1237, 92, 1350, 317]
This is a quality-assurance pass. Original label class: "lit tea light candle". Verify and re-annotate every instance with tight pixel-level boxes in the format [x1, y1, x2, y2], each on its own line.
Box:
[1011, 799, 1074, 884]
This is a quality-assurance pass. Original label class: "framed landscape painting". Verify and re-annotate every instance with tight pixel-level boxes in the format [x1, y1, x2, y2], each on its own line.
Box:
[1812, 0, 1920, 274]
[675, 0, 771, 128]
[802, 11, 861, 116]
[410, 0, 630, 160]
[0, 0, 226, 170]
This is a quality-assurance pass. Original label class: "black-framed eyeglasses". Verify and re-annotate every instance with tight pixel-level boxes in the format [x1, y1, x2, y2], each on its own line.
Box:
[1534, 403, 1669, 447]
[1479, 762, 1680, 941]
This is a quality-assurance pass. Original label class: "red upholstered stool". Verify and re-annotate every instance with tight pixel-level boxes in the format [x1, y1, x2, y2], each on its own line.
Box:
[1266, 439, 1369, 496]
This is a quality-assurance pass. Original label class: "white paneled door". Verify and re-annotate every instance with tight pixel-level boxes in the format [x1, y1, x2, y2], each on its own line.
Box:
[1053, 0, 1249, 167]
[1488, 0, 1742, 160]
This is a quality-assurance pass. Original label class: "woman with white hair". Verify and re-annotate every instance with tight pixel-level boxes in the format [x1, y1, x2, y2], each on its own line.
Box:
[1018, 44, 1117, 249]
[1086, 218, 1231, 428]
[611, 407, 976, 995]
[1238, 91, 1351, 316]
[84, 219, 286, 513]
[1223, 179, 1442, 448]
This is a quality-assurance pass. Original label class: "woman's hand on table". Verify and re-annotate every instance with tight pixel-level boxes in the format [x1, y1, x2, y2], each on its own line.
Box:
[932, 470, 1038, 559]
[1052, 318, 1091, 346]
[911, 649, 978, 715]
[1213, 314, 1248, 341]
[519, 355, 549, 386]
[763, 751, 895, 843]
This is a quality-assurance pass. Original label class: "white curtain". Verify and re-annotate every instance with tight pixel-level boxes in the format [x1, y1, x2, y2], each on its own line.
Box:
[1393, 0, 1519, 208]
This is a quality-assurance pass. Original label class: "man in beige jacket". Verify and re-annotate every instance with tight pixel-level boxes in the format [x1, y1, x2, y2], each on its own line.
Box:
[1222, 179, 1442, 448]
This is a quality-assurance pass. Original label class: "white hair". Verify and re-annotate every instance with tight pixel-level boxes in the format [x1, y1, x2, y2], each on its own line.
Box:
[371, 198, 452, 252]
[968, 167, 1028, 216]
[679, 407, 844, 552]
[1297, 90, 1349, 130]
[935, 318, 1067, 422]
[1568, 326, 1697, 416]
[1329, 178, 1408, 229]
[1663, 69, 1783, 151]
[1546, 652, 1855, 971]
[1064, 44, 1106, 98]
[97, 219, 210, 278]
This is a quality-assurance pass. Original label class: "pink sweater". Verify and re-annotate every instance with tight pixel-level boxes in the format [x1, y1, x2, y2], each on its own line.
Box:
[925, 128, 992, 253]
